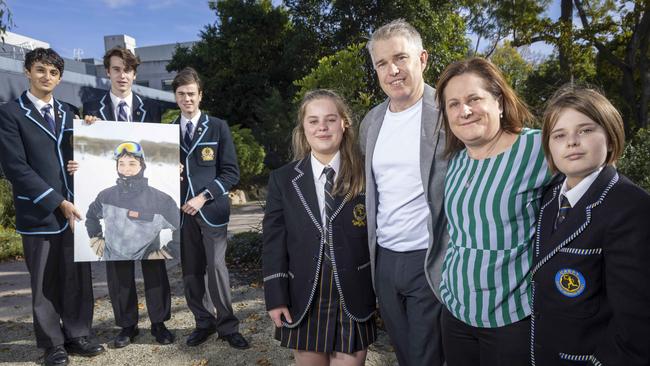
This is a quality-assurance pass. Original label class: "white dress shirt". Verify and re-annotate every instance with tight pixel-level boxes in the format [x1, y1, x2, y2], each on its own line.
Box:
[559, 166, 604, 208]
[110, 91, 133, 122]
[310, 151, 341, 226]
[181, 110, 202, 139]
[26, 90, 54, 118]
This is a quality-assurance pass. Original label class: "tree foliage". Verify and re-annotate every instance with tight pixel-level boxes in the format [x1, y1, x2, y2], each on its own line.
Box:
[230, 125, 266, 188]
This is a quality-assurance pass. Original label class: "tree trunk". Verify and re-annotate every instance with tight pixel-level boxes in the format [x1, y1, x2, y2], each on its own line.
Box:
[559, 0, 573, 81]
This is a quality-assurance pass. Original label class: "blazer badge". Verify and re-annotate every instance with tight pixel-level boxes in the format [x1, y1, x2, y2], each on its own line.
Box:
[352, 203, 366, 227]
[201, 147, 215, 161]
[555, 268, 586, 298]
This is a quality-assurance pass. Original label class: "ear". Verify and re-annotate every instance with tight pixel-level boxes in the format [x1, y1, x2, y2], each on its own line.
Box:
[419, 50, 429, 70]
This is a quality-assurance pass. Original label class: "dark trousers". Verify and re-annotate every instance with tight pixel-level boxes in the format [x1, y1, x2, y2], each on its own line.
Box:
[181, 214, 239, 335]
[22, 230, 94, 348]
[105, 259, 171, 327]
[441, 307, 530, 366]
[375, 246, 444, 366]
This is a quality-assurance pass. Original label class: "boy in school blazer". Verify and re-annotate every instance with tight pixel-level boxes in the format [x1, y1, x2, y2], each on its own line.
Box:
[83, 46, 174, 348]
[531, 86, 650, 366]
[171, 68, 248, 349]
[0, 48, 104, 366]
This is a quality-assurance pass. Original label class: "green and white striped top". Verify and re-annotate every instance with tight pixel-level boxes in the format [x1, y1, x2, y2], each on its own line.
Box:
[439, 129, 551, 328]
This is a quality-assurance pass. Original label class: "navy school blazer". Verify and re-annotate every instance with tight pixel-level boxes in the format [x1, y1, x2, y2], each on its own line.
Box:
[262, 158, 376, 328]
[530, 165, 650, 366]
[0, 92, 74, 234]
[82, 91, 161, 123]
[173, 114, 239, 227]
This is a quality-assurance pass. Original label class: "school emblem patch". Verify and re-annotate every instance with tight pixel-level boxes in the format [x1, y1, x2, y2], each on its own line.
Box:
[201, 147, 215, 161]
[555, 269, 586, 297]
[352, 203, 366, 227]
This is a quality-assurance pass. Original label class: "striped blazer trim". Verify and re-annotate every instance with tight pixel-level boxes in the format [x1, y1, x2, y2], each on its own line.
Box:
[558, 247, 602, 255]
[264, 272, 294, 282]
[531, 173, 618, 276]
[558, 352, 602, 365]
[283, 160, 326, 329]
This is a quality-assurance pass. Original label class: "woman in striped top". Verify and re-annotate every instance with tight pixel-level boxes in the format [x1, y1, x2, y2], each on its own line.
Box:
[435, 57, 551, 366]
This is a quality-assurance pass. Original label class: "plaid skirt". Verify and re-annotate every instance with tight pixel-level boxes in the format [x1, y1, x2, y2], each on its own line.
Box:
[275, 258, 376, 353]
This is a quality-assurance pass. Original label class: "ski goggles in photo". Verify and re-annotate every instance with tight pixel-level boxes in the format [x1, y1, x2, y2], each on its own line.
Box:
[113, 141, 145, 159]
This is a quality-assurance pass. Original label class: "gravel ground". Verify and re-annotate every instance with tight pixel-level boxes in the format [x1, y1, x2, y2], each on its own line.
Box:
[0, 264, 398, 366]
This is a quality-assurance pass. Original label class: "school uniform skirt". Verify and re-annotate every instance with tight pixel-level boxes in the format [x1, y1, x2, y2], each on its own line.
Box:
[275, 257, 377, 353]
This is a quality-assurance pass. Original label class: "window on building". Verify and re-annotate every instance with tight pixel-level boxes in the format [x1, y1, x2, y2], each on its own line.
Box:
[162, 79, 173, 91]
[135, 80, 150, 87]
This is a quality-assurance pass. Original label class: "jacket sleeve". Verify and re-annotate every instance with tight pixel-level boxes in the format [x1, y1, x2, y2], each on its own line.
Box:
[0, 108, 65, 213]
[262, 170, 290, 310]
[359, 111, 371, 156]
[204, 120, 240, 197]
[159, 192, 181, 254]
[594, 187, 650, 365]
[85, 193, 104, 238]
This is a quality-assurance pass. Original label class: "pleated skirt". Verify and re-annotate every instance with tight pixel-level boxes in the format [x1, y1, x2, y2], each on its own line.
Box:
[275, 259, 376, 354]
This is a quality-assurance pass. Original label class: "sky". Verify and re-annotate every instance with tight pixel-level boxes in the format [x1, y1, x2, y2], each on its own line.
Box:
[5, 0, 559, 61]
[5, 0, 216, 59]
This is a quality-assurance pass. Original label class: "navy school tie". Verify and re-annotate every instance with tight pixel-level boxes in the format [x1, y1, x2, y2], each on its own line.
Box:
[323, 167, 336, 261]
[41, 104, 56, 134]
[184, 121, 194, 147]
[117, 101, 128, 121]
[554, 195, 571, 231]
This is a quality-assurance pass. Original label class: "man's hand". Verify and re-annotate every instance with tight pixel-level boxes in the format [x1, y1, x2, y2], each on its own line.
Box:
[59, 200, 82, 231]
[89, 237, 105, 257]
[66, 160, 79, 176]
[181, 194, 207, 216]
[268, 306, 292, 328]
[83, 115, 99, 125]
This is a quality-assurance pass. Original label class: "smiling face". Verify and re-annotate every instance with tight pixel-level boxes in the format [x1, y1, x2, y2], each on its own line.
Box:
[25, 62, 62, 100]
[548, 108, 609, 189]
[371, 36, 428, 112]
[443, 72, 503, 150]
[107, 56, 136, 98]
[117, 155, 142, 177]
[175, 83, 202, 118]
[302, 97, 346, 164]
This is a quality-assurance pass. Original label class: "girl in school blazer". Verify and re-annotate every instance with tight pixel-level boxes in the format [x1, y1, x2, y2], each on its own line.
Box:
[263, 90, 376, 366]
[531, 85, 650, 366]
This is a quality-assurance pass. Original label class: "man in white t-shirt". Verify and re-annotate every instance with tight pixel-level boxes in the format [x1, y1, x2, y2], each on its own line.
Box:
[359, 19, 448, 366]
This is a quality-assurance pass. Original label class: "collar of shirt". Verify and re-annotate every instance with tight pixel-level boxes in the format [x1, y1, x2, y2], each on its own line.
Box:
[311, 151, 341, 182]
[559, 166, 604, 208]
[110, 91, 133, 120]
[181, 111, 202, 137]
[26, 90, 54, 116]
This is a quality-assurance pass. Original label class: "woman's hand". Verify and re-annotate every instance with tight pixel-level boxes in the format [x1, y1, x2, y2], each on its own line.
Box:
[268, 306, 292, 327]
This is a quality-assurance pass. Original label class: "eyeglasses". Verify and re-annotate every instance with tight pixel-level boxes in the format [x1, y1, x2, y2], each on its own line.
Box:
[113, 141, 145, 159]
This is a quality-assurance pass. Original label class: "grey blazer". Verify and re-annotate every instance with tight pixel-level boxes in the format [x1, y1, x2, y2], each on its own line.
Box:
[359, 83, 449, 300]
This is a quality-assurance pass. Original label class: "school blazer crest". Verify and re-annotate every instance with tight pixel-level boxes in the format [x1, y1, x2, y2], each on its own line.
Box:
[262, 158, 376, 328]
[530, 166, 650, 366]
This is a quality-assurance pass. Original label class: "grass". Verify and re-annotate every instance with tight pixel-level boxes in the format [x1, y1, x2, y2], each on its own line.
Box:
[0, 227, 22, 261]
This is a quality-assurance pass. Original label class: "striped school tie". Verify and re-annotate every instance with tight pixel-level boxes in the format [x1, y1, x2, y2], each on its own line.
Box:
[554, 195, 571, 230]
[117, 101, 128, 121]
[41, 105, 56, 134]
[323, 166, 335, 261]
[184, 121, 194, 147]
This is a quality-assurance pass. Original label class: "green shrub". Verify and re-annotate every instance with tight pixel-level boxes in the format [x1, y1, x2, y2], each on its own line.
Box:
[226, 231, 262, 270]
[161, 108, 180, 124]
[619, 128, 650, 192]
[0, 227, 22, 261]
[0, 179, 15, 229]
[230, 125, 266, 188]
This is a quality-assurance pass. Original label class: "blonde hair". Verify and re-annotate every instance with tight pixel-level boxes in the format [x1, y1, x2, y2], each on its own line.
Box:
[436, 57, 534, 158]
[542, 84, 625, 173]
[292, 90, 365, 198]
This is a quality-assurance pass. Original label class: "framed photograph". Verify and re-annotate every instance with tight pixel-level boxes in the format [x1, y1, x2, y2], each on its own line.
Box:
[73, 120, 180, 262]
